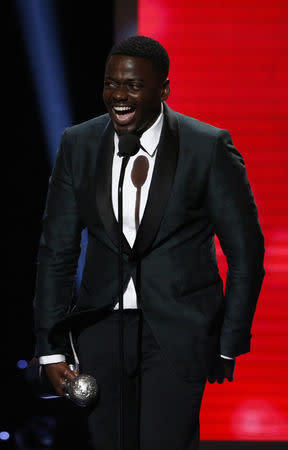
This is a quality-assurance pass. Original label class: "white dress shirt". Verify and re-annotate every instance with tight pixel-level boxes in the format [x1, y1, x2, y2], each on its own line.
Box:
[39, 103, 233, 364]
[111, 104, 163, 309]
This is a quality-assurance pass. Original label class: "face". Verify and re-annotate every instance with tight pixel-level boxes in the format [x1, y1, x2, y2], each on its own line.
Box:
[103, 54, 170, 136]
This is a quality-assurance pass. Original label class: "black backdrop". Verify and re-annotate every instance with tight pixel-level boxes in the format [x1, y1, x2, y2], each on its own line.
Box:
[3, 2, 114, 448]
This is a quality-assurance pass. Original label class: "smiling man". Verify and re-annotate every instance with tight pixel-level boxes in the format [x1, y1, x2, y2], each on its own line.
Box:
[34, 36, 265, 450]
[103, 52, 169, 135]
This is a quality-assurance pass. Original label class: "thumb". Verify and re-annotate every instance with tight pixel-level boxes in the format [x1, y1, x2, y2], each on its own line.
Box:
[62, 366, 77, 381]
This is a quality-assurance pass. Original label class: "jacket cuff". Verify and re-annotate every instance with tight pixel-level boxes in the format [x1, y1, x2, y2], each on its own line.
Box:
[220, 330, 252, 357]
[35, 329, 71, 358]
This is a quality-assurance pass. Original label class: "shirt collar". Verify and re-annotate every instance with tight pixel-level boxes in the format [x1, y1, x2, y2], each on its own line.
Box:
[114, 102, 164, 157]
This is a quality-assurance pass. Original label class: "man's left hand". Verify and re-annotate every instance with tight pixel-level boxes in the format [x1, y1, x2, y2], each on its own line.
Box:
[207, 355, 235, 384]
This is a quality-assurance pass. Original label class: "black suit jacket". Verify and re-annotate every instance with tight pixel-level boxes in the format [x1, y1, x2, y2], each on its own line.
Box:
[33, 103, 265, 380]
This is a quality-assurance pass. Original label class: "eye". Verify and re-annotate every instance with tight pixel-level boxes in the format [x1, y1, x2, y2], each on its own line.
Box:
[104, 80, 118, 88]
[128, 82, 142, 91]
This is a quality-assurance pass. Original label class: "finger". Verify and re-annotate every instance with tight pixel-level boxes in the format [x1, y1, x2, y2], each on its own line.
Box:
[61, 378, 69, 390]
[208, 377, 216, 384]
[224, 366, 234, 377]
[63, 369, 76, 382]
[69, 367, 78, 378]
[226, 365, 235, 380]
[217, 378, 224, 384]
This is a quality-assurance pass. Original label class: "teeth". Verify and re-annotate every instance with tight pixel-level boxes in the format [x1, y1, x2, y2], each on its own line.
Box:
[113, 106, 133, 112]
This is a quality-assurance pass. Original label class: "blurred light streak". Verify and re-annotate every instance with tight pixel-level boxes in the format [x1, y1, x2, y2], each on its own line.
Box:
[15, 0, 72, 163]
[15, 0, 86, 289]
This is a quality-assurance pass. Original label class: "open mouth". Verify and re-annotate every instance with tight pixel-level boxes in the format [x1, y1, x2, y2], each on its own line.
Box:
[112, 105, 136, 125]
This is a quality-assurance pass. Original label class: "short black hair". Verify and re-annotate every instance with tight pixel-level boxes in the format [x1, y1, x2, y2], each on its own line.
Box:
[106, 35, 169, 81]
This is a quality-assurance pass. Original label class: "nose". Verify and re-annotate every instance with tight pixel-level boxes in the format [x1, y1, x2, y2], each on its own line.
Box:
[112, 84, 128, 102]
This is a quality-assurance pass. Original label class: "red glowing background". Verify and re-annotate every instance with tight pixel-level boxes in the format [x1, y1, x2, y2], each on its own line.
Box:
[139, 0, 288, 441]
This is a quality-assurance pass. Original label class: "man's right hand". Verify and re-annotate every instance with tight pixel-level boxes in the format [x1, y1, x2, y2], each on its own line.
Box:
[43, 362, 78, 396]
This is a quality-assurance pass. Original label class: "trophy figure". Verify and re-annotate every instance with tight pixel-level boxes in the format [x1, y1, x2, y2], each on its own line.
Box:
[62, 363, 99, 407]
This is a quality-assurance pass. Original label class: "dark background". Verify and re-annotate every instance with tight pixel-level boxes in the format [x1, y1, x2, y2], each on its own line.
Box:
[3, 2, 114, 449]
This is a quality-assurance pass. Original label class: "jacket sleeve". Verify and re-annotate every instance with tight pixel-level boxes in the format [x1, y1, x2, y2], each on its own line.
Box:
[33, 129, 83, 358]
[205, 130, 265, 357]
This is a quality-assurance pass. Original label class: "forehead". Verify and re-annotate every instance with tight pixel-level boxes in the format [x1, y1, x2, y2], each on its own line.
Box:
[105, 54, 159, 81]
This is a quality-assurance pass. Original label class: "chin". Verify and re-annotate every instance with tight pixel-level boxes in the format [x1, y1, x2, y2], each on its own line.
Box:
[114, 123, 138, 136]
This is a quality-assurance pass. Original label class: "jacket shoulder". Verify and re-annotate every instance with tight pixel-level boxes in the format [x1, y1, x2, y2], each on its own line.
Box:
[64, 113, 110, 140]
[175, 110, 227, 139]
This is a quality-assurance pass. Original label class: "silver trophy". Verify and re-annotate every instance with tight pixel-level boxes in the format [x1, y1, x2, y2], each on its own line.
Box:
[27, 332, 98, 406]
[62, 364, 98, 407]
[60, 331, 98, 407]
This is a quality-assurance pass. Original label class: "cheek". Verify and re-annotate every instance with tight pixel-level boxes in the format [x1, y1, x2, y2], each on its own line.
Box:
[140, 97, 161, 116]
[103, 88, 114, 102]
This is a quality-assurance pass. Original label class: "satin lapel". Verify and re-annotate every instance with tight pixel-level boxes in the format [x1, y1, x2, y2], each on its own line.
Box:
[132, 104, 179, 258]
[95, 120, 132, 255]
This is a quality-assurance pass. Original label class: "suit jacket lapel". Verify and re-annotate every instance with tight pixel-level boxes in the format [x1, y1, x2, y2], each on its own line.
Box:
[95, 103, 179, 259]
[132, 104, 179, 258]
[95, 120, 132, 255]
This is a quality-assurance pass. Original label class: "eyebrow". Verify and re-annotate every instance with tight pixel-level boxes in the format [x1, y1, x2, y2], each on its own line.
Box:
[104, 76, 144, 82]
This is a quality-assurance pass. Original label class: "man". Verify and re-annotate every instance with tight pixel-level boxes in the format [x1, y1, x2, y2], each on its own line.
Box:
[33, 36, 265, 449]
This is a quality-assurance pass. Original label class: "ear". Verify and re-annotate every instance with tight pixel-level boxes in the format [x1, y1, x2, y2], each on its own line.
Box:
[161, 78, 170, 102]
